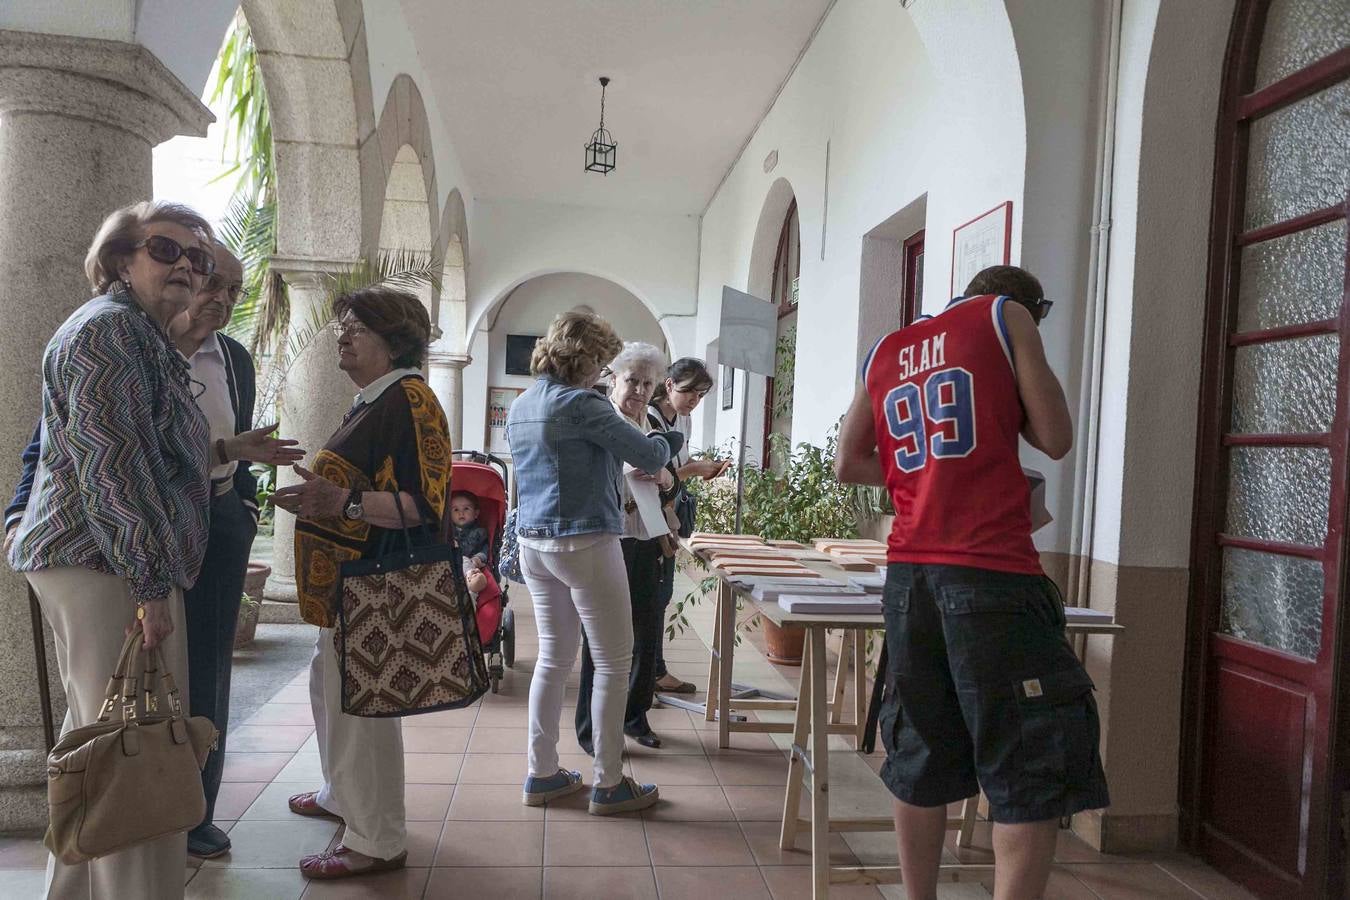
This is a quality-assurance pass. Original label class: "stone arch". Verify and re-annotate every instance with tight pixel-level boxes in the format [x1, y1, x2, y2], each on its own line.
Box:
[242, 0, 380, 601]
[472, 268, 675, 352]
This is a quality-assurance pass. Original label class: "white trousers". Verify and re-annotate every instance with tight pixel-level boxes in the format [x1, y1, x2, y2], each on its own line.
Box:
[28, 567, 189, 900]
[521, 537, 632, 789]
[308, 628, 405, 859]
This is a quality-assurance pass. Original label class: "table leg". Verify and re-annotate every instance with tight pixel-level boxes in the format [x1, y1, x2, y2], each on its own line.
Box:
[779, 643, 813, 849]
[852, 629, 867, 748]
[717, 579, 735, 748]
[957, 794, 979, 847]
[829, 630, 848, 727]
[705, 585, 721, 723]
[809, 626, 830, 899]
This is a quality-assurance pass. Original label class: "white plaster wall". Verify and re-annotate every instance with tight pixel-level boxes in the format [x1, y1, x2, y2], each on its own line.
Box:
[468, 198, 700, 352]
[694, 0, 1029, 466]
[459, 272, 665, 453]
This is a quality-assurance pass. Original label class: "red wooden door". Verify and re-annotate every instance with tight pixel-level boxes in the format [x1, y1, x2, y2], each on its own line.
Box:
[1183, 2, 1350, 897]
[902, 229, 925, 326]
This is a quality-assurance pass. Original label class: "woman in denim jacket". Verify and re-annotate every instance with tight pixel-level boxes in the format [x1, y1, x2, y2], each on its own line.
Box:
[507, 312, 682, 815]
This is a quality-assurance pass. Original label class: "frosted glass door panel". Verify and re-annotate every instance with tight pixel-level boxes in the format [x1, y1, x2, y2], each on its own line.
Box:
[1220, 547, 1323, 659]
[1236, 219, 1347, 332]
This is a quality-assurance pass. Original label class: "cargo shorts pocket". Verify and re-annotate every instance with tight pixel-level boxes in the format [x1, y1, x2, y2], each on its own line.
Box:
[1012, 667, 1098, 793]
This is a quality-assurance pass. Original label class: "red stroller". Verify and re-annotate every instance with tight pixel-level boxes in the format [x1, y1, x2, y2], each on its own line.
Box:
[451, 451, 515, 693]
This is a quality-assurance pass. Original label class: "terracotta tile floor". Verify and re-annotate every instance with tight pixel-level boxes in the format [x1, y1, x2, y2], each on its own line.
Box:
[0, 578, 1259, 899]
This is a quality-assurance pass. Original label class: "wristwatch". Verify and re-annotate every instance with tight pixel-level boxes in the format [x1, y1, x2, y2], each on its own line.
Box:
[343, 489, 364, 521]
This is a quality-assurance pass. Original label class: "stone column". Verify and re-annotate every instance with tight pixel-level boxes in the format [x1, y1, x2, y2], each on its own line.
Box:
[263, 257, 360, 603]
[427, 350, 471, 448]
[0, 29, 211, 830]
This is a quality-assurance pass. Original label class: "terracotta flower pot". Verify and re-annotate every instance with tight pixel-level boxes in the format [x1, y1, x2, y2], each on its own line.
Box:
[242, 561, 271, 600]
[763, 618, 805, 665]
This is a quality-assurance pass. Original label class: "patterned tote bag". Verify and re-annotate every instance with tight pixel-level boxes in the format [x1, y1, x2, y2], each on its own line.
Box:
[335, 495, 490, 717]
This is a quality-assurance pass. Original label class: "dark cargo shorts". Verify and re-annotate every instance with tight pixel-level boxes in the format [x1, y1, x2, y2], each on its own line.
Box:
[878, 563, 1110, 824]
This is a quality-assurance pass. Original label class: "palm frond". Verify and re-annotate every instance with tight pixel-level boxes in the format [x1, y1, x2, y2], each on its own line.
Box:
[322, 249, 444, 301]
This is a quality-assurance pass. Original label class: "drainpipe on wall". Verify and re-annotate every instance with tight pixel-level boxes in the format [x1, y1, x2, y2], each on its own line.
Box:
[1067, 0, 1123, 606]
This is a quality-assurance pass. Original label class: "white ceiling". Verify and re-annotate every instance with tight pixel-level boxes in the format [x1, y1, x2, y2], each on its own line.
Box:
[401, 0, 833, 215]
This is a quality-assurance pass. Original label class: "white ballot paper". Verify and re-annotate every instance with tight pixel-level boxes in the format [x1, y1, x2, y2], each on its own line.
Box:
[625, 469, 669, 541]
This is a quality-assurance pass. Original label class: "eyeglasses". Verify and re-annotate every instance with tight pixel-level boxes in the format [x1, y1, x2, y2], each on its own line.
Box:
[203, 273, 243, 303]
[329, 319, 371, 339]
[1030, 298, 1055, 321]
[136, 235, 215, 277]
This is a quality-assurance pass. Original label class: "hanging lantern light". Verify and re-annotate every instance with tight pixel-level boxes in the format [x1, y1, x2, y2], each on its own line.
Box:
[584, 76, 617, 175]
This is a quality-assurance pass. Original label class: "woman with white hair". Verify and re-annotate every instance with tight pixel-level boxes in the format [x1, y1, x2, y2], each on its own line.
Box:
[575, 341, 677, 752]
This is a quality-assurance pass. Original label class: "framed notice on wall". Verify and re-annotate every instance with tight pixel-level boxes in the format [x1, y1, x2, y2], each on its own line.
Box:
[486, 386, 524, 455]
[950, 201, 1012, 297]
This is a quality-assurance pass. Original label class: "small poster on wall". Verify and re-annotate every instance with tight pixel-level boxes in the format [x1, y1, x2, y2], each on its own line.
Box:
[486, 386, 524, 455]
[721, 366, 735, 410]
[950, 201, 1013, 296]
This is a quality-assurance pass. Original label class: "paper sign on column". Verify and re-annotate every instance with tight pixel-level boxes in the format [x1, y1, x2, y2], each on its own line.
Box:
[625, 470, 669, 541]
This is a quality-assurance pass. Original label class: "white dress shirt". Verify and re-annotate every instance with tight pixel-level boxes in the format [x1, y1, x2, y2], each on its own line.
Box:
[189, 334, 238, 481]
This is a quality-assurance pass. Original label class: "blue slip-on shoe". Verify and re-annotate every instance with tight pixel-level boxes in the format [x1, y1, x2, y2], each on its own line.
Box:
[588, 776, 660, 815]
[522, 768, 585, 806]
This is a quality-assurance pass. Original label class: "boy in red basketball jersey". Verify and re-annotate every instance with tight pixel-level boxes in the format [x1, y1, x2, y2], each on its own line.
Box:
[837, 266, 1108, 900]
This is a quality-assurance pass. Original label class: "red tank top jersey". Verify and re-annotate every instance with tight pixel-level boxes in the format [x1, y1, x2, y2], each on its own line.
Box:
[862, 294, 1041, 575]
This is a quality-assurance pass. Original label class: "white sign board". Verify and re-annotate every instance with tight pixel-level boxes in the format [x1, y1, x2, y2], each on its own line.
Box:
[718, 286, 778, 376]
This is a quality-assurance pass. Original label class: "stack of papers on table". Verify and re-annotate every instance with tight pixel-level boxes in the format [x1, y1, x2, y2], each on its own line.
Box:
[751, 582, 864, 603]
[1063, 607, 1115, 625]
[778, 594, 884, 615]
[728, 574, 838, 590]
[848, 574, 886, 593]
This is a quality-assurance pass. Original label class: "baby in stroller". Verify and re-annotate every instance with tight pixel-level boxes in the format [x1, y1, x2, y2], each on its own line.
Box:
[451, 491, 491, 570]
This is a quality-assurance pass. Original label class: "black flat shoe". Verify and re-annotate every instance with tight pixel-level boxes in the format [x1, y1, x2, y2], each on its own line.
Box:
[187, 823, 231, 859]
[630, 732, 662, 749]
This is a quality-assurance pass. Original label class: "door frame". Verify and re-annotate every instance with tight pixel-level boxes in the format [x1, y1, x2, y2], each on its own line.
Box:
[1180, 2, 1350, 895]
[902, 228, 925, 326]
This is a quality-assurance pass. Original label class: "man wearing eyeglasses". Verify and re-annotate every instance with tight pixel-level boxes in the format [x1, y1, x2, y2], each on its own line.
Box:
[4, 241, 304, 860]
[835, 264, 1107, 900]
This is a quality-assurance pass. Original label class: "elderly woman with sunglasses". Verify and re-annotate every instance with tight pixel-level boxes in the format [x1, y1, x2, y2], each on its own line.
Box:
[8, 201, 219, 899]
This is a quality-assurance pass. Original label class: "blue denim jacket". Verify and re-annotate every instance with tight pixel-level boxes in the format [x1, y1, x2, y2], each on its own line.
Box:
[507, 375, 683, 538]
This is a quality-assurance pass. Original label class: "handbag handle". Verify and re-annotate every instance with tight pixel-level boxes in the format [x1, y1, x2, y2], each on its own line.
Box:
[96, 626, 186, 724]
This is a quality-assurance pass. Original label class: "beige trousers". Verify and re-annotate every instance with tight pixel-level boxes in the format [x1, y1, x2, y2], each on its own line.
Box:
[309, 628, 406, 859]
[28, 567, 189, 900]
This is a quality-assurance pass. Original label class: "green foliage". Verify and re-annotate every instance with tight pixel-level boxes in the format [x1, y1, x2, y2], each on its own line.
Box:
[211, 14, 272, 207]
[772, 324, 796, 422]
[251, 462, 277, 528]
[685, 427, 867, 544]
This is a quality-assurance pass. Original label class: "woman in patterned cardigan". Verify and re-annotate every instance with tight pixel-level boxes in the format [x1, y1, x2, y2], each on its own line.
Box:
[9, 201, 217, 899]
[269, 286, 452, 881]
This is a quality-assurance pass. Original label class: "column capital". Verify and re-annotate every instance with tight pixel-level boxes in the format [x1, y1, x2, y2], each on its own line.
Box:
[0, 29, 212, 144]
[268, 255, 362, 291]
[427, 350, 472, 369]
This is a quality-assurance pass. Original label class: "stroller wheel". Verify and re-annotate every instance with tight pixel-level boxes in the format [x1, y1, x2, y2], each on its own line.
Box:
[490, 668, 500, 694]
[502, 607, 516, 668]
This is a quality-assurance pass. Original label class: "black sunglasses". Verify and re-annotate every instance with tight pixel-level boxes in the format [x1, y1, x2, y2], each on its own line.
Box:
[1031, 298, 1054, 320]
[136, 235, 215, 278]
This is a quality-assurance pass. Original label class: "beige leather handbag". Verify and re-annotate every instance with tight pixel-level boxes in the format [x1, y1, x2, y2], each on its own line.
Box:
[44, 627, 217, 864]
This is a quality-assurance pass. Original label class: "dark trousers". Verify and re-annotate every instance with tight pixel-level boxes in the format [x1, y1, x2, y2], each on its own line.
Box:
[576, 537, 665, 748]
[653, 554, 677, 678]
[185, 490, 257, 826]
